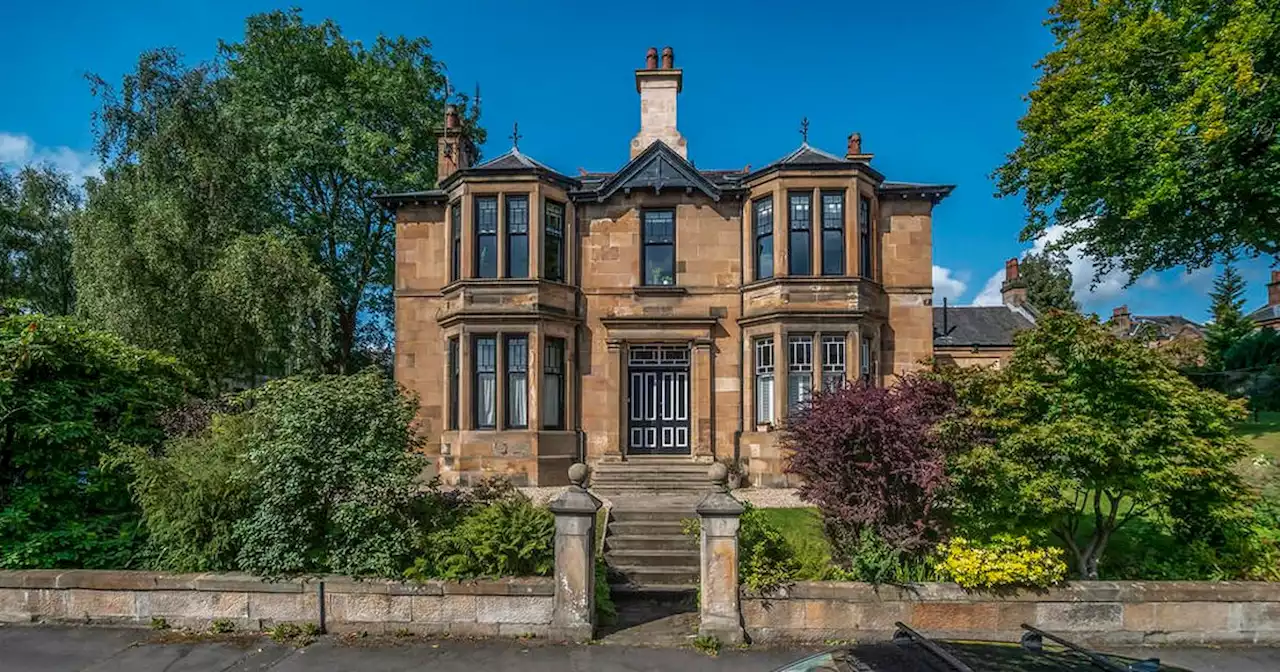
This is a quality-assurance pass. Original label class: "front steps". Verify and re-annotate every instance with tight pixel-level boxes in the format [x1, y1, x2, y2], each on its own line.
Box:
[594, 459, 711, 594]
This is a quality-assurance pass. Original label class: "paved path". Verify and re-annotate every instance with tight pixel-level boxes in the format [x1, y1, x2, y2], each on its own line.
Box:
[2, 625, 1279, 671]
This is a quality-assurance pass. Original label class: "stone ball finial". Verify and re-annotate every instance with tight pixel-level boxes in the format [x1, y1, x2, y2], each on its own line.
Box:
[708, 462, 729, 486]
[661, 46, 674, 69]
[568, 463, 589, 488]
[645, 47, 659, 69]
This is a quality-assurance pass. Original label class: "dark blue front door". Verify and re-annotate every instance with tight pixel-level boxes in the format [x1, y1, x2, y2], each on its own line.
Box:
[627, 346, 690, 455]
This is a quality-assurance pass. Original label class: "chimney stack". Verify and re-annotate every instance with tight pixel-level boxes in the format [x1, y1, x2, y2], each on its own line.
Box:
[1112, 305, 1132, 332]
[631, 46, 687, 159]
[1000, 258, 1027, 307]
[845, 132, 874, 163]
[436, 104, 475, 186]
[1269, 270, 1280, 308]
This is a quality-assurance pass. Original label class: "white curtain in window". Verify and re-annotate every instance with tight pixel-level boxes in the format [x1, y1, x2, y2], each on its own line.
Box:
[509, 373, 527, 427]
[756, 374, 774, 424]
[788, 373, 812, 411]
[543, 374, 561, 428]
[477, 374, 496, 427]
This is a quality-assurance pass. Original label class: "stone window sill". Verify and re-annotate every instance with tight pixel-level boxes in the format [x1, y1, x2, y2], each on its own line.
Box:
[632, 285, 687, 297]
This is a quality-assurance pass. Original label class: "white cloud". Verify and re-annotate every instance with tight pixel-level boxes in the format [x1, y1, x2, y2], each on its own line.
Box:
[932, 265, 967, 304]
[0, 132, 100, 183]
[969, 224, 1136, 308]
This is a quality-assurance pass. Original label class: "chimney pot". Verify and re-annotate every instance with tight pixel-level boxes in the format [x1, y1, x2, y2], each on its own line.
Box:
[1005, 257, 1020, 281]
[661, 46, 674, 69]
[645, 47, 658, 69]
[847, 132, 862, 156]
[1271, 270, 1280, 284]
[1269, 271, 1280, 308]
[444, 104, 459, 130]
[1113, 305, 1129, 318]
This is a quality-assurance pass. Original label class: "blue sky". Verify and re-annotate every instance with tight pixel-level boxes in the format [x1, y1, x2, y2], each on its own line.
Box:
[2, 0, 1273, 320]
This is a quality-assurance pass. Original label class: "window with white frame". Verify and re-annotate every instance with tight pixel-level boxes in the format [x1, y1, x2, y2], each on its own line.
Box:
[861, 336, 873, 380]
[822, 335, 845, 391]
[505, 335, 528, 428]
[754, 337, 775, 425]
[788, 335, 813, 412]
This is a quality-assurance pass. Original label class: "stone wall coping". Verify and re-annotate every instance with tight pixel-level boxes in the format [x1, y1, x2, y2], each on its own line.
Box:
[747, 581, 1280, 603]
[0, 570, 553, 596]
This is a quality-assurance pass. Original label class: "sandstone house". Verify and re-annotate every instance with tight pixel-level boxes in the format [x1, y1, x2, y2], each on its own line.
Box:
[379, 48, 954, 488]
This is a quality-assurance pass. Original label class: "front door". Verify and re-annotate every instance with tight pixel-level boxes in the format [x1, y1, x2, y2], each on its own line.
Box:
[627, 345, 690, 455]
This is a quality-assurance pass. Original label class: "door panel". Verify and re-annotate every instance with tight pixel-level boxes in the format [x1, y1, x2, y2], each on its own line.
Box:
[627, 346, 691, 455]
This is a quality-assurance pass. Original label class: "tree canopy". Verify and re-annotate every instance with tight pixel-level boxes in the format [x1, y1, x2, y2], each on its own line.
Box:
[996, 0, 1280, 280]
[1204, 260, 1256, 369]
[941, 311, 1250, 579]
[75, 9, 480, 388]
[0, 166, 79, 315]
[1019, 249, 1078, 312]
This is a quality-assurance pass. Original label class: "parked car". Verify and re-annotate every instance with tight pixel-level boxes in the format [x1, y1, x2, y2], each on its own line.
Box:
[770, 623, 1189, 671]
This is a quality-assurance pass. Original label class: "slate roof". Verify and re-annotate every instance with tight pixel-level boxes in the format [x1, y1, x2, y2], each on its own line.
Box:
[768, 143, 849, 166]
[579, 141, 727, 202]
[1125, 315, 1205, 339]
[1249, 304, 1280, 324]
[933, 306, 1035, 348]
[471, 147, 557, 172]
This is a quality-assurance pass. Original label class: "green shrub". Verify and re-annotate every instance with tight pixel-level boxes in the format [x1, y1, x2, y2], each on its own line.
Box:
[935, 535, 1066, 589]
[683, 503, 800, 593]
[232, 369, 426, 578]
[0, 310, 189, 570]
[113, 414, 255, 572]
[594, 556, 616, 626]
[406, 492, 555, 580]
[832, 529, 940, 584]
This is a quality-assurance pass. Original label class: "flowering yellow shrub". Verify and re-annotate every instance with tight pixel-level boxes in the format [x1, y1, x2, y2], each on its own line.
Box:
[935, 535, 1067, 589]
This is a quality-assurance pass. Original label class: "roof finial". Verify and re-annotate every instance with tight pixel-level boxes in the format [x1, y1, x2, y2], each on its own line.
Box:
[443, 76, 453, 104]
[800, 117, 810, 144]
[509, 121, 522, 150]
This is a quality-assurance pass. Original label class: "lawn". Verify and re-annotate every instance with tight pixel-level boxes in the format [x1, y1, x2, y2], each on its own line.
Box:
[754, 507, 834, 580]
[1236, 410, 1280, 461]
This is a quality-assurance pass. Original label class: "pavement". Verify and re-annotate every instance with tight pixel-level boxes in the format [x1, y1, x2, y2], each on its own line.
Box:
[2, 625, 1280, 671]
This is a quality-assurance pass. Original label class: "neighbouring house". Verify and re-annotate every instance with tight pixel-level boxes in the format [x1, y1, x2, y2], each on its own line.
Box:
[1248, 271, 1280, 330]
[933, 258, 1036, 368]
[1109, 305, 1206, 345]
[378, 47, 953, 488]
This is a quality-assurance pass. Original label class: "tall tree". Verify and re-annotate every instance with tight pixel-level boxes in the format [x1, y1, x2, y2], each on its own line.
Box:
[77, 49, 333, 389]
[996, 1, 1280, 281]
[220, 9, 480, 372]
[1019, 249, 1078, 312]
[1204, 260, 1255, 369]
[0, 165, 79, 314]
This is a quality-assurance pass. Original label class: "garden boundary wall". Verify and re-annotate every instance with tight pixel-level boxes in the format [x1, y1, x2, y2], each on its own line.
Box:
[0, 571, 560, 638]
[741, 581, 1280, 646]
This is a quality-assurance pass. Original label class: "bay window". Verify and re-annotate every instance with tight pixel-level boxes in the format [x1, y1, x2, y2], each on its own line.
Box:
[859, 196, 873, 278]
[473, 336, 497, 428]
[543, 337, 565, 430]
[506, 195, 528, 278]
[447, 337, 459, 430]
[475, 196, 498, 278]
[754, 337, 775, 425]
[789, 193, 811, 275]
[821, 192, 844, 276]
[505, 335, 528, 428]
[788, 335, 813, 412]
[544, 201, 565, 282]
[821, 335, 846, 391]
[450, 200, 461, 282]
[753, 197, 773, 280]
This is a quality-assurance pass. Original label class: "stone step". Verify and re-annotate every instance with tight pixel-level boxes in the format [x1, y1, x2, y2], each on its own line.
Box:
[607, 520, 688, 536]
[607, 583, 697, 598]
[606, 548, 699, 567]
[591, 473, 709, 483]
[605, 534, 697, 552]
[593, 465, 710, 475]
[607, 508, 699, 523]
[610, 565, 699, 587]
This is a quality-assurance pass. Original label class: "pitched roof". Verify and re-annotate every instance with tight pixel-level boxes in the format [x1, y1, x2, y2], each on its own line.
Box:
[769, 143, 849, 166]
[933, 305, 1035, 348]
[1126, 314, 1205, 339]
[589, 141, 723, 202]
[1250, 304, 1280, 324]
[471, 147, 556, 172]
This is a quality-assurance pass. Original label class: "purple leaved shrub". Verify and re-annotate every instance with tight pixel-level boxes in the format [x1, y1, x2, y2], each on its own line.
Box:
[782, 374, 965, 558]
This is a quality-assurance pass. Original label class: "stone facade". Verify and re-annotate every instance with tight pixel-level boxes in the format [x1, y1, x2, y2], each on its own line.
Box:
[741, 581, 1280, 646]
[383, 47, 953, 487]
